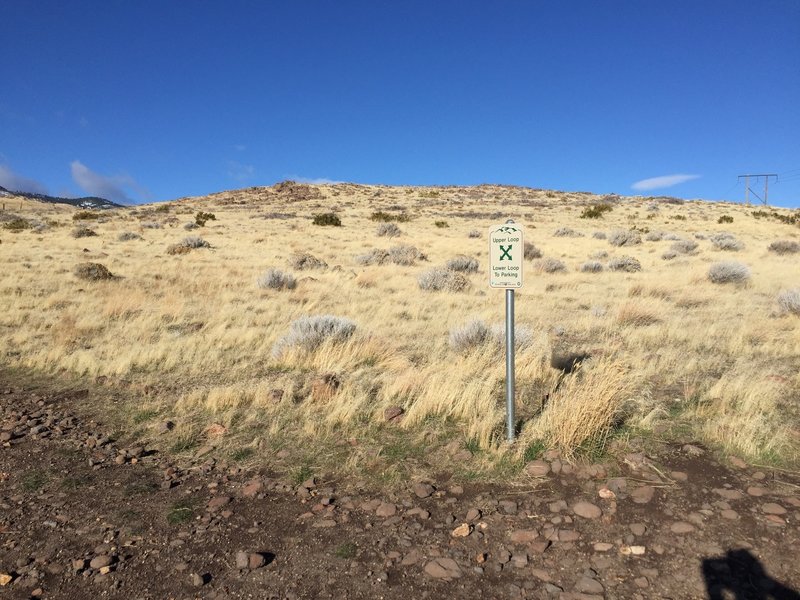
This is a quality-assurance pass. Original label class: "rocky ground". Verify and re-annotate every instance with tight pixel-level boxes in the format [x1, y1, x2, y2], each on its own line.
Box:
[1, 376, 799, 600]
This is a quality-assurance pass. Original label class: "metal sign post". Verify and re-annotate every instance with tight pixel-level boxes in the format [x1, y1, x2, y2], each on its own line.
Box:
[488, 219, 524, 443]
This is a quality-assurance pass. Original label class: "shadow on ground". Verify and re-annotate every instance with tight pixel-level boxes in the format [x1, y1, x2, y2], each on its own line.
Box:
[702, 549, 800, 600]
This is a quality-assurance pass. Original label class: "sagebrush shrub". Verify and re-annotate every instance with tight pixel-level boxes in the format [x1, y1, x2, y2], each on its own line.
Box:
[446, 255, 478, 273]
[608, 256, 642, 272]
[710, 232, 744, 251]
[580, 261, 604, 273]
[167, 236, 210, 255]
[592, 231, 607, 240]
[449, 320, 533, 353]
[118, 231, 142, 241]
[768, 240, 800, 255]
[71, 226, 97, 239]
[777, 289, 800, 315]
[670, 239, 698, 254]
[184, 222, 199, 230]
[376, 222, 402, 237]
[523, 242, 542, 260]
[661, 250, 678, 260]
[141, 221, 161, 229]
[708, 261, 750, 284]
[272, 315, 356, 356]
[313, 213, 342, 226]
[418, 267, 469, 292]
[554, 227, 582, 237]
[257, 269, 296, 290]
[355, 249, 389, 266]
[181, 236, 210, 249]
[468, 230, 481, 238]
[590, 250, 608, 259]
[645, 231, 664, 242]
[389, 245, 424, 265]
[289, 253, 328, 270]
[74, 262, 114, 281]
[534, 258, 567, 273]
[608, 229, 642, 247]
[449, 320, 491, 352]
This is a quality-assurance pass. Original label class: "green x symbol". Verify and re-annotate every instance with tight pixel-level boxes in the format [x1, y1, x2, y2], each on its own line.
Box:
[500, 245, 512, 260]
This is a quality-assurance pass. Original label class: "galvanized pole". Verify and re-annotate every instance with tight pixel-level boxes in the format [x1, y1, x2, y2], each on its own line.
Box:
[505, 280, 516, 442]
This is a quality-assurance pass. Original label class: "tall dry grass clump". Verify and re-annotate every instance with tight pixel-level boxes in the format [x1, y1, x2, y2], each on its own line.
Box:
[777, 289, 800, 315]
[517, 360, 632, 460]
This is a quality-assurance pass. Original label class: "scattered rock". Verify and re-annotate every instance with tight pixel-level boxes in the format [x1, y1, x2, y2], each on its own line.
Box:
[510, 529, 539, 544]
[670, 522, 696, 534]
[573, 501, 602, 519]
[375, 502, 397, 517]
[524, 460, 551, 477]
[630, 486, 655, 504]
[424, 558, 462, 579]
[761, 503, 787, 515]
[384, 406, 404, 422]
[575, 576, 604, 594]
[413, 482, 435, 498]
[451, 523, 472, 537]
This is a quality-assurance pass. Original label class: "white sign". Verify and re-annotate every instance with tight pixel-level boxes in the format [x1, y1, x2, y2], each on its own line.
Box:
[489, 222, 524, 288]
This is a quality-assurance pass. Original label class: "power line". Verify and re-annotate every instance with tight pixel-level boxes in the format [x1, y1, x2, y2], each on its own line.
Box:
[737, 173, 777, 205]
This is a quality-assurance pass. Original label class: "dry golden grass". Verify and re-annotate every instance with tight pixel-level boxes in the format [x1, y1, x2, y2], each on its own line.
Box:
[1, 185, 799, 477]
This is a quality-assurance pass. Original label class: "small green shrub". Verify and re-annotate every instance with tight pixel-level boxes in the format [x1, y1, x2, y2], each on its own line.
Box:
[155, 204, 171, 213]
[313, 213, 342, 226]
[580, 203, 613, 219]
[717, 215, 733, 224]
[2, 218, 30, 231]
[195, 211, 216, 226]
[434, 220, 449, 228]
[74, 262, 114, 281]
[72, 211, 100, 220]
[71, 226, 97, 238]
[370, 211, 410, 223]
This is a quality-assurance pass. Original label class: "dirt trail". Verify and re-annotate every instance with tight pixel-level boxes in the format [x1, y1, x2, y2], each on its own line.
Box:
[1, 376, 799, 600]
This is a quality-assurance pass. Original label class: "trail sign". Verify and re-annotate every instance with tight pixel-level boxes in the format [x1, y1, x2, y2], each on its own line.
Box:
[489, 222, 524, 288]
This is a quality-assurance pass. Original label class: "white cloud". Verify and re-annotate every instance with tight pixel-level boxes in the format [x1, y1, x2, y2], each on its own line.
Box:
[227, 161, 255, 182]
[290, 175, 343, 185]
[70, 160, 140, 203]
[0, 164, 49, 194]
[631, 174, 700, 191]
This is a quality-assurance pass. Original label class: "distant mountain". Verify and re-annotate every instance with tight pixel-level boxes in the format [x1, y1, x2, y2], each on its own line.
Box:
[0, 185, 123, 209]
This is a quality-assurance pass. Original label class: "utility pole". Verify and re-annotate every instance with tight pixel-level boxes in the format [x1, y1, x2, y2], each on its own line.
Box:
[737, 174, 777, 206]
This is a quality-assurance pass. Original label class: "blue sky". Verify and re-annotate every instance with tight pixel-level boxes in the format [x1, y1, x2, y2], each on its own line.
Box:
[1, 1, 798, 207]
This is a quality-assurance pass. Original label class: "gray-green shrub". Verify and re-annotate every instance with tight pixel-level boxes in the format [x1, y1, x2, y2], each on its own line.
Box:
[608, 256, 642, 272]
[257, 269, 296, 290]
[289, 253, 328, 270]
[768, 240, 800, 255]
[554, 227, 582, 237]
[118, 231, 142, 241]
[608, 229, 642, 247]
[418, 267, 469, 292]
[777, 289, 800, 315]
[708, 261, 750, 284]
[446, 255, 478, 273]
[710, 232, 744, 251]
[580, 261, 604, 273]
[523, 242, 542, 260]
[376, 222, 402, 237]
[533, 258, 567, 273]
[272, 315, 356, 356]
